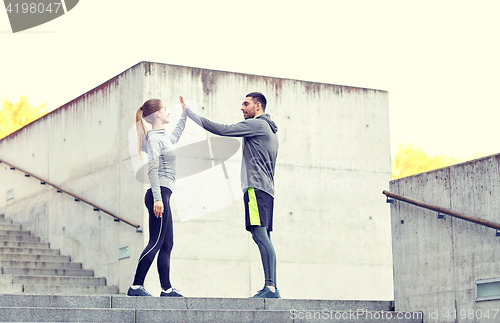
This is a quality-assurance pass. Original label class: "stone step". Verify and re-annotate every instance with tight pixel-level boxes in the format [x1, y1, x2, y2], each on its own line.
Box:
[22, 284, 119, 295]
[0, 230, 31, 236]
[1, 267, 94, 277]
[0, 283, 23, 293]
[0, 295, 112, 308]
[0, 260, 82, 270]
[0, 295, 422, 322]
[0, 223, 21, 231]
[0, 241, 50, 249]
[0, 308, 422, 323]
[0, 253, 70, 262]
[137, 309, 422, 323]
[0, 308, 133, 322]
[0, 235, 40, 242]
[0, 294, 394, 311]
[0, 247, 60, 256]
[0, 215, 11, 223]
[0, 275, 106, 286]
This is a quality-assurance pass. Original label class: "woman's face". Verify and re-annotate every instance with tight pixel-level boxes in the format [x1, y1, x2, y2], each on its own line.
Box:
[158, 102, 170, 124]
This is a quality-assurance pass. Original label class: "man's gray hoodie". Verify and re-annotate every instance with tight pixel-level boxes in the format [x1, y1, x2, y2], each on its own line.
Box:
[185, 107, 279, 198]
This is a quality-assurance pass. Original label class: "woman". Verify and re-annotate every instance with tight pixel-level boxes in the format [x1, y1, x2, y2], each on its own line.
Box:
[127, 98, 186, 297]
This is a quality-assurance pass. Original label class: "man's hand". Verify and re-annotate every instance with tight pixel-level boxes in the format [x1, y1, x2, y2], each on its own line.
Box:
[153, 200, 164, 218]
[179, 96, 187, 115]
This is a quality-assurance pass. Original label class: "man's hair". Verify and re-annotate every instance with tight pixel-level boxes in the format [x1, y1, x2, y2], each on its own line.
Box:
[246, 92, 267, 112]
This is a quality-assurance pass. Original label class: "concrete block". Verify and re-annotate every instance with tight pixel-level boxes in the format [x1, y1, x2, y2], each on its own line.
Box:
[23, 285, 119, 295]
[0, 230, 30, 236]
[0, 235, 40, 243]
[0, 254, 71, 262]
[0, 294, 111, 308]
[0, 248, 60, 256]
[0, 242, 50, 249]
[10, 275, 106, 286]
[0, 307, 134, 322]
[0, 261, 82, 270]
[265, 299, 394, 312]
[0, 224, 21, 231]
[186, 297, 265, 311]
[135, 309, 293, 323]
[0, 283, 23, 294]
[292, 310, 423, 322]
[112, 295, 187, 309]
[1, 268, 94, 277]
[111, 296, 265, 310]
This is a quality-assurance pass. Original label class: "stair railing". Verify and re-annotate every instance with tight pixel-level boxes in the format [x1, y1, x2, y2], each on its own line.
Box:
[1, 158, 141, 232]
[383, 190, 500, 236]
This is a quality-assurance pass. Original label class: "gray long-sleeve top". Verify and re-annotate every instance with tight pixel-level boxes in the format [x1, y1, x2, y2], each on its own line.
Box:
[185, 107, 279, 197]
[145, 114, 187, 202]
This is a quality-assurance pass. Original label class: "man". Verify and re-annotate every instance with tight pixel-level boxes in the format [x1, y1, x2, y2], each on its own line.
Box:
[180, 92, 280, 298]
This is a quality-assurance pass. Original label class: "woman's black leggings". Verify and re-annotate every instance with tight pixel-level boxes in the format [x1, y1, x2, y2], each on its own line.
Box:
[250, 226, 277, 288]
[132, 186, 173, 290]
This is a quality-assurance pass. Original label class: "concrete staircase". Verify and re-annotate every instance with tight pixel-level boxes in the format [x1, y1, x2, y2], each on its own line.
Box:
[0, 294, 423, 322]
[0, 213, 423, 322]
[0, 214, 118, 295]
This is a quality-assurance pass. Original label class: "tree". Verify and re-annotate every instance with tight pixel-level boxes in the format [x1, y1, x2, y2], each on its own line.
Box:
[0, 96, 48, 139]
[392, 144, 462, 180]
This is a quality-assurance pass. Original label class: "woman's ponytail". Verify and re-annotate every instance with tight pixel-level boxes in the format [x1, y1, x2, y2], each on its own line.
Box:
[135, 105, 147, 161]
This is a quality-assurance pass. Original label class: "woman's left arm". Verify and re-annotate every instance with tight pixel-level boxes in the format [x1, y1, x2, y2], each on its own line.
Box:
[169, 113, 187, 144]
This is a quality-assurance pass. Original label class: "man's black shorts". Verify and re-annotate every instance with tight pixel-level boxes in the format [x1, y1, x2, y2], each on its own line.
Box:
[244, 187, 274, 232]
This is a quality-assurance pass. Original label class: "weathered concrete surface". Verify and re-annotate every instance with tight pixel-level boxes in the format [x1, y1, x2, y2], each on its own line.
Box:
[390, 154, 500, 322]
[0, 61, 392, 300]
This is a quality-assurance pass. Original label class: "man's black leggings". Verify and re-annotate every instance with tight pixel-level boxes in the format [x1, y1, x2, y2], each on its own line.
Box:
[250, 226, 276, 288]
[132, 186, 173, 290]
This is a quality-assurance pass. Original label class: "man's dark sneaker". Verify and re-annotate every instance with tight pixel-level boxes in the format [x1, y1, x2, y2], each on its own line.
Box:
[160, 287, 184, 297]
[127, 286, 152, 297]
[251, 286, 281, 298]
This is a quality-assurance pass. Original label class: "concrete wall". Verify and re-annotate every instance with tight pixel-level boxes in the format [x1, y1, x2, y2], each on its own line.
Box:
[0, 63, 146, 294]
[0, 61, 393, 300]
[389, 154, 500, 322]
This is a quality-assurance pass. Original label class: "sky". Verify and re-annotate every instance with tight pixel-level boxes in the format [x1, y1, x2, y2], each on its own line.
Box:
[1, 0, 499, 160]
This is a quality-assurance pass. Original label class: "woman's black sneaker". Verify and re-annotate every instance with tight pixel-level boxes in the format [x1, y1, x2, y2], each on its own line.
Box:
[160, 287, 184, 297]
[251, 286, 281, 298]
[127, 286, 153, 297]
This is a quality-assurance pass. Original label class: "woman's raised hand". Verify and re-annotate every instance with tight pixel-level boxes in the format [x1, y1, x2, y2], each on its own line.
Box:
[179, 96, 187, 115]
